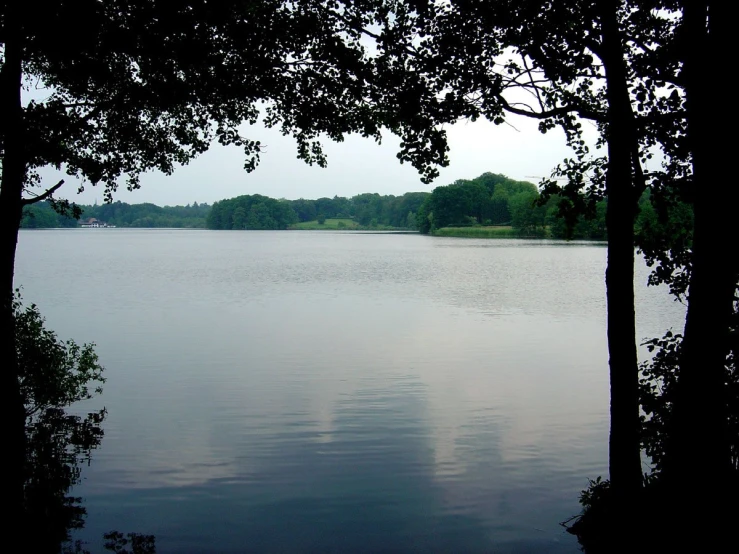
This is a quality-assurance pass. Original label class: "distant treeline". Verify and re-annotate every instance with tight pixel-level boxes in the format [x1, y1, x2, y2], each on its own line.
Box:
[21, 201, 210, 229]
[206, 192, 429, 230]
[418, 171, 691, 240]
[21, 172, 685, 239]
[203, 174, 580, 234]
[417, 173, 541, 232]
[416, 172, 608, 238]
[21, 203, 79, 228]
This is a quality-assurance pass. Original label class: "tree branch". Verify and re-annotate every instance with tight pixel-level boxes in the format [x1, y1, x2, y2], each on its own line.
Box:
[500, 96, 604, 123]
[21, 180, 65, 205]
[522, 55, 546, 113]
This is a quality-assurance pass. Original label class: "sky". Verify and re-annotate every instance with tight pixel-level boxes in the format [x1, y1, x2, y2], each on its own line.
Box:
[38, 112, 594, 207]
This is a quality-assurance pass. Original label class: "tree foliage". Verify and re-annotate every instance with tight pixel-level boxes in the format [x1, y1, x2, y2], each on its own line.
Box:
[14, 292, 106, 551]
[2, 1, 457, 525]
[415, 172, 536, 232]
[207, 194, 298, 230]
[5, 0, 738, 547]
[20, 203, 79, 228]
[206, 191, 430, 230]
[3, 0, 458, 208]
[21, 201, 212, 229]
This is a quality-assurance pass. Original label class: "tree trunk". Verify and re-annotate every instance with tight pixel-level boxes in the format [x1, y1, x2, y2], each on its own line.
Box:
[597, 0, 643, 502]
[667, 0, 736, 528]
[0, 2, 28, 534]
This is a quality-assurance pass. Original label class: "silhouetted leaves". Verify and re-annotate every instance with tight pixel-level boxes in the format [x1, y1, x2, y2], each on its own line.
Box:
[14, 292, 106, 551]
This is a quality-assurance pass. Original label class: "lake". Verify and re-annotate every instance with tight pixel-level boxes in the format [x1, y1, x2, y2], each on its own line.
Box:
[15, 230, 685, 553]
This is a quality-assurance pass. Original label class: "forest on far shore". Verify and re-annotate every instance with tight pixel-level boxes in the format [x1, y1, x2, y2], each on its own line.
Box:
[20, 201, 211, 229]
[21, 171, 690, 241]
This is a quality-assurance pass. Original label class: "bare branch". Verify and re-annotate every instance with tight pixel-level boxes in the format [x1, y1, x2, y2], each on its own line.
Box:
[21, 180, 65, 205]
[522, 55, 546, 113]
[500, 96, 604, 123]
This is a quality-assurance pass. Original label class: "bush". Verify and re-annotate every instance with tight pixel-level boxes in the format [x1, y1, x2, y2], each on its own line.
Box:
[15, 291, 106, 551]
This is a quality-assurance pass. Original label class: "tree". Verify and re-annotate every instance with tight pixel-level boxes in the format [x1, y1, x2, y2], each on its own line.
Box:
[665, 0, 737, 498]
[509, 191, 546, 236]
[21, 202, 77, 228]
[291, 199, 318, 223]
[406, 211, 417, 230]
[413, 172, 543, 234]
[320, 0, 670, 517]
[415, 197, 433, 234]
[315, 198, 338, 219]
[490, 191, 511, 225]
[6, 0, 731, 542]
[2, 0, 452, 530]
[316, 213, 327, 225]
[231, 207, 247, 230]
[503, 0, 737, 540]
[205, 195, 299, 230]
[14, 292, 106, 552]
[245, 202, 277, 229]
[620, 1, 738, 536]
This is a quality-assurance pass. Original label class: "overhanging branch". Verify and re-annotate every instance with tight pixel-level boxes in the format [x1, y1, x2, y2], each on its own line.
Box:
[21, 180, 65, 205]
[501, 96, 604, 123]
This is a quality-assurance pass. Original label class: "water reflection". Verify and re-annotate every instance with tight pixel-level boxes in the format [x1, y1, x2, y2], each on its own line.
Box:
[14, 231, 685, 553]
[80, 377, 573, 553]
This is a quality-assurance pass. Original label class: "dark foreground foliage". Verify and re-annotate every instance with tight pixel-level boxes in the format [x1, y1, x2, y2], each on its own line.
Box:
[566, 295, 739, 552]
[16, 292, 160, 553]
[16, 292, 106, 551]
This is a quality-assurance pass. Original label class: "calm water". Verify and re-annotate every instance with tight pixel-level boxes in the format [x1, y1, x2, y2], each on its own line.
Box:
[16, 230, 685, 553]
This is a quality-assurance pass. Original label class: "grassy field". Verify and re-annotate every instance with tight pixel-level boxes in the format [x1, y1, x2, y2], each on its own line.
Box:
[289, 218, 361, 230]
[432, 226, 523, 238]
[289, 218, 405, 231]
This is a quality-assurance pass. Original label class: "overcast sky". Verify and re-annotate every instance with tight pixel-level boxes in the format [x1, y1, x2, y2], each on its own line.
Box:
[39, 111, 596, 207]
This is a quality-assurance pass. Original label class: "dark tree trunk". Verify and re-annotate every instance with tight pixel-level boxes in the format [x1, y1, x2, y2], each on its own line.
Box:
[0, 2, 28, 535]
[667, 0, 736, 526]
[597, 0, 643, 502]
